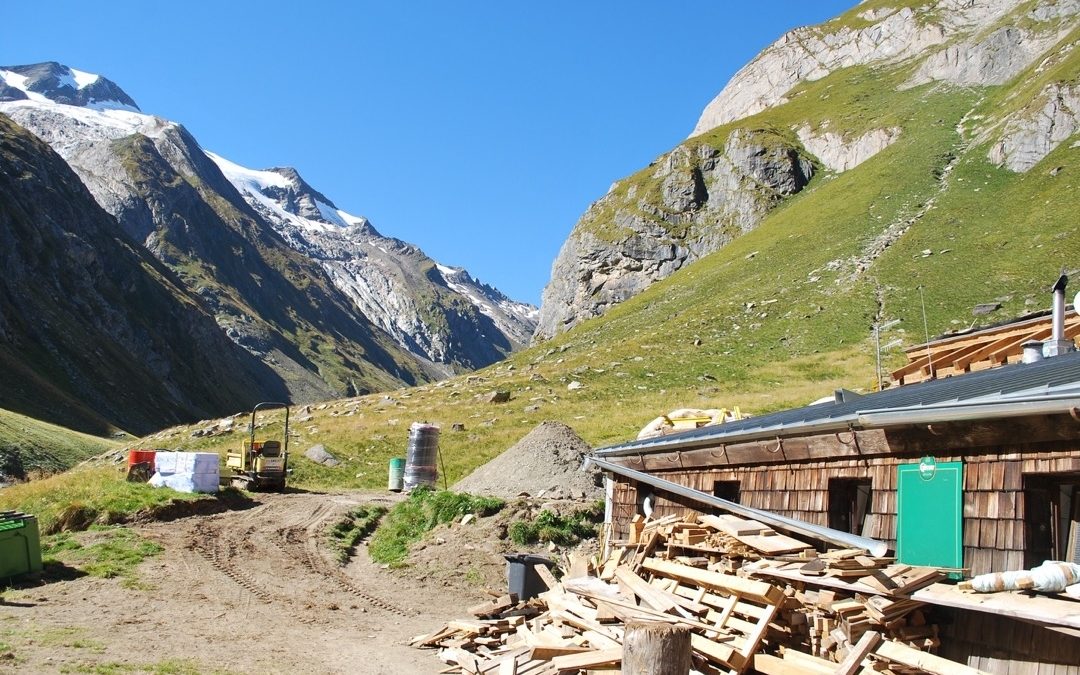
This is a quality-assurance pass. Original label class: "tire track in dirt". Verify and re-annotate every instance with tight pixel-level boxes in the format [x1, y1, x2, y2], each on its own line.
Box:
[270, 493, 417, 618]
[189, 493, 413, 621]
[189, 519, 320, 624]
[275, 523, 416, 618]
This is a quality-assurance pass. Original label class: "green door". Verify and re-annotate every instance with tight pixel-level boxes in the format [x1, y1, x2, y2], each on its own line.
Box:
[896, 460, 963, 570]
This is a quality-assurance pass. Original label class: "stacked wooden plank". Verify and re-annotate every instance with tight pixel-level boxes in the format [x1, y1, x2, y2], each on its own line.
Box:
[412, 513, 981, 675]
[755, 632, 990, 675]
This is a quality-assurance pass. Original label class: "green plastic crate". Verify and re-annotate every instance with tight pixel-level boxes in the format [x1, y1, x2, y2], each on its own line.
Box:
[0, 512, 42, 579]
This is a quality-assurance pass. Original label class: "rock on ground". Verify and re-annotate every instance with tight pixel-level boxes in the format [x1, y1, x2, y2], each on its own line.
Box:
[452, 421, 602, 499]
[304, 443, 340, 466]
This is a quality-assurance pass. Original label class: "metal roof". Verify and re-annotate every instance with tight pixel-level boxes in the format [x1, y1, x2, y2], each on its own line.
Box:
[594, 350, 1080, 456]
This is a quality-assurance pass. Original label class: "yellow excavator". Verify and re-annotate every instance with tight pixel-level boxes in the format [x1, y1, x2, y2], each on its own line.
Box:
[225, 402, 290, 491]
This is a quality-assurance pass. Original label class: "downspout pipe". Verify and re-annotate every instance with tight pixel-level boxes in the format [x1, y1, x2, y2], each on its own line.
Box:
[585, 455, 889, 557]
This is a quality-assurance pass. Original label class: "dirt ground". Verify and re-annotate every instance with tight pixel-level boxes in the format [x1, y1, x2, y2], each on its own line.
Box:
[0, 491, 491, 674]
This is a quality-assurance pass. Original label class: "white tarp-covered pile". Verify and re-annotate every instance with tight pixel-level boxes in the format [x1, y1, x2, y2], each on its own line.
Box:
[149, 452, 220, 494]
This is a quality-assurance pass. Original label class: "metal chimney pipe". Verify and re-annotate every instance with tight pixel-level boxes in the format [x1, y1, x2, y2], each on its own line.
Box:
[1045, 274, 1074, 357]
[1022, 340, 1044, 364]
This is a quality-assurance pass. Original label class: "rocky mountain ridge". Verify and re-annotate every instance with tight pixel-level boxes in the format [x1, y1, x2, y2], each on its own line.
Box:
[536, 0, 1079, 339]
[0, 114, 285, 435]
[0, 62, 537, 426]
[209, 153, 537, 374]
[535, 128, 814, 338]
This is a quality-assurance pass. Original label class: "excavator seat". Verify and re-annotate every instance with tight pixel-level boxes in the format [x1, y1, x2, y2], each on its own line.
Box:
[257, 441, 282, 457]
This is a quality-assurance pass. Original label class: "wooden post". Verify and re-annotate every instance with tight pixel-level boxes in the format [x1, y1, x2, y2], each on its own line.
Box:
[622, 621, 692, 675]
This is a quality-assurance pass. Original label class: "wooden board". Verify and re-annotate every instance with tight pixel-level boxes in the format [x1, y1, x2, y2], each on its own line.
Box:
[835, 630, 881, 675]
[739, 531, 813, 555]
[698, 513, 810, 554]
[753, 653, 832, 675]
[874, 639, 989, 675]
[642, 558, 785, 605]
[549, 646, 622, 670]
[911, 583, 1080, 629]
[699, 514, 769, 536]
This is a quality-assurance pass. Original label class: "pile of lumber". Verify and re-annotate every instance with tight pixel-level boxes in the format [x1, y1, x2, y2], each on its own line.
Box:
[413, 512, 981, 674]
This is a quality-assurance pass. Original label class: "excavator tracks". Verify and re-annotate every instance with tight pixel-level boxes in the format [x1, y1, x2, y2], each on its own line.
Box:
[276, 525, 415, 618]
[183, 495, 414, 623]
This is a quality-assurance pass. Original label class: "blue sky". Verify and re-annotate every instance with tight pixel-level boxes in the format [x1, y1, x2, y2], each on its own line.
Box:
[2, 1, 853, 305]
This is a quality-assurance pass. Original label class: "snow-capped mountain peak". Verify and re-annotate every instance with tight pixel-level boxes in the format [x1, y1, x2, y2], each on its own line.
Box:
[207, 151, 375, 236]
[437, 264, 541, 324]
[0, 62, 139, 112]
[207, 152, 538, 369]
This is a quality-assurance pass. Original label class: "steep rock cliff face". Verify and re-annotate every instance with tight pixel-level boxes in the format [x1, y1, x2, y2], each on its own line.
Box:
[984, 29, 1080, 172]
[795, 125, 902, 173]
[988, 80, 1080, 171]
[537, 0, 1078, 339]
[691, 6, 946, 136]
[0, 113, 286, 435]
[535, 128, 812, 337]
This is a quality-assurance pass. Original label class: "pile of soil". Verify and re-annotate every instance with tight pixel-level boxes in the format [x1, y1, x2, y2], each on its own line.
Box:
[452, 421, 602, 499]
[403, 498, 600, 593]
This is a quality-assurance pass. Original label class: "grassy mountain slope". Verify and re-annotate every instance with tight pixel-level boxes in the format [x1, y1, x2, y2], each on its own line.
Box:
[0, 408, 124, 479]
[135, 37, 1078, 489]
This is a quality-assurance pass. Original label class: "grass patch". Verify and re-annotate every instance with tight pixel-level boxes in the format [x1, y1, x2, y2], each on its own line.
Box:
[508, 502, 604, 547]
[43, 527, 162, 586]
[0, 467, 211, 535]
[66, 659, 217, 674]
[368, 488, 504, 566]
[327, 505, 387, 564]
[0, 617, 223, 674]
[24, 626, 106, 653]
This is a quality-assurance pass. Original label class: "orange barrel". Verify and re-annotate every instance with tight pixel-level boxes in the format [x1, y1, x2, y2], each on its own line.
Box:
[127, 449, 157, 473]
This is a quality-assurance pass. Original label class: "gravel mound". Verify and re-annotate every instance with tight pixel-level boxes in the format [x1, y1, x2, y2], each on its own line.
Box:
[452, 421, 602, 499]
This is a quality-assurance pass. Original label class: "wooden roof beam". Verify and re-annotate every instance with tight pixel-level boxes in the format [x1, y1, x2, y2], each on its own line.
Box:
[952, 326, 1053, 371]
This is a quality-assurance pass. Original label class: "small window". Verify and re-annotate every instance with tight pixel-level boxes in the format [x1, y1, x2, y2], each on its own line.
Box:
[1024, 473, 1080, 567]
[635, 484, 654, 519]
[829, 478, 872, 536]
[713, 480, 740, 503]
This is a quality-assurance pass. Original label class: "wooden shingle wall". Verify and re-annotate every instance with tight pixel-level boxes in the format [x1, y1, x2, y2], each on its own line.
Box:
[937, 607, 1080, 674]
[608, 441, 1080, 577]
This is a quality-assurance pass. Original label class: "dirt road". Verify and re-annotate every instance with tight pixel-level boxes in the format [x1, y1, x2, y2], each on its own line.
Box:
[0, 491, 476, 674]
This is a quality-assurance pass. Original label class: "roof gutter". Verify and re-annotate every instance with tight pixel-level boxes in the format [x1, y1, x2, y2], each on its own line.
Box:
[858, 395, 1080, 427]
[585, 455, 889, 557]
[592, 417, 858, 458]
[595, 395, 1080, 459]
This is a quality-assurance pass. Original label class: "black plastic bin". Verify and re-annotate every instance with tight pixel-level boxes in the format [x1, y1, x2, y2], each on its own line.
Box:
[504, 553, 554, 601]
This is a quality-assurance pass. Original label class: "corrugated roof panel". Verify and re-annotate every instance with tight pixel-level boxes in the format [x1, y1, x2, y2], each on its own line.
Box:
[597, 351, 1080, 454]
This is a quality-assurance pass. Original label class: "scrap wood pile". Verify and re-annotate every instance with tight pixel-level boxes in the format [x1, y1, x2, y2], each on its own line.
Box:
[412, 512, 988, 675]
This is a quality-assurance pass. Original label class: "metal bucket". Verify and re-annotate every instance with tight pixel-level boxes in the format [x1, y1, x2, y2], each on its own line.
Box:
[388, 457, 405, 492]
[403, 423, 439, 491]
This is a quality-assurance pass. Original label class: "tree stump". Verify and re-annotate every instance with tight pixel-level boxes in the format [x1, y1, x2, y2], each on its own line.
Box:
[622, 621, 692, 675]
